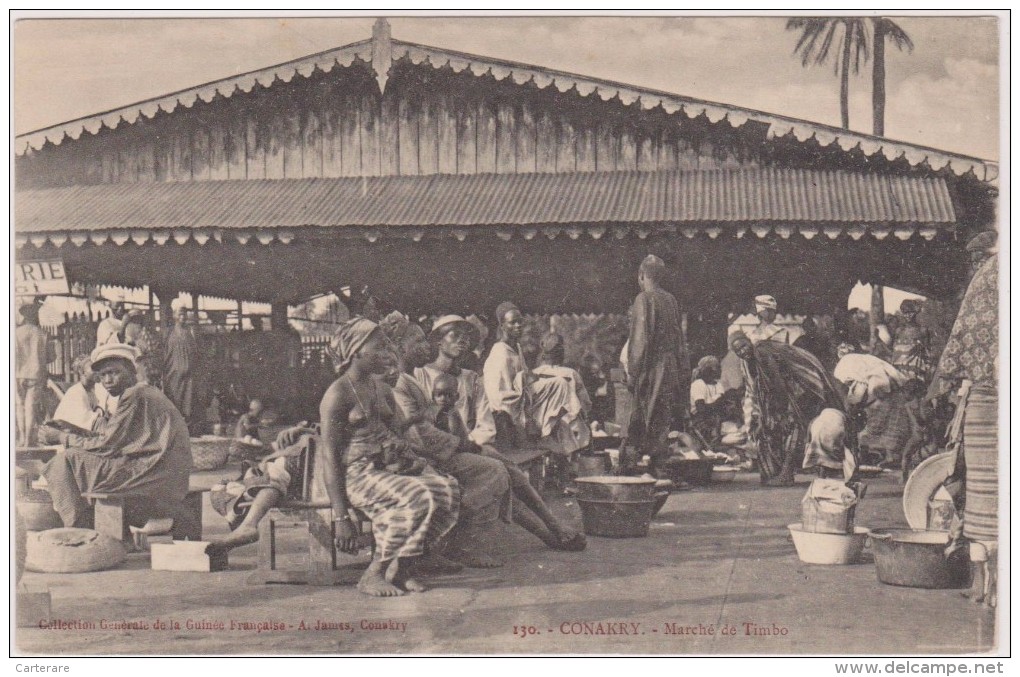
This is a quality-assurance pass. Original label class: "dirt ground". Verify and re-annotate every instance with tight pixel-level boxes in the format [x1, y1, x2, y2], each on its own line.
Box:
[15, 470, 999, 655]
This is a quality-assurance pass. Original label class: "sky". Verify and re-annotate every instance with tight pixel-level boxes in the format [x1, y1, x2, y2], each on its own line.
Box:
[13, 14, 1000, 159]
[13, 14, 1001, 317]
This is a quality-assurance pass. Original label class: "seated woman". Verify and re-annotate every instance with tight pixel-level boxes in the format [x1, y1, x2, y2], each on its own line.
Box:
[319, 317, 461, 596]
[418, 314, 586, 551]
[39, 344, 193, 529]
[382, 312, 512, 569]
[482, 302, 589, 457]
[688, 355, 741, 444]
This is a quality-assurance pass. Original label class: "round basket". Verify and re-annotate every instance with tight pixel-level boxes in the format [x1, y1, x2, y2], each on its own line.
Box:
[190, 436, 232, 471]
[17, 488, 63, 531]
[26, 528, 126, 574]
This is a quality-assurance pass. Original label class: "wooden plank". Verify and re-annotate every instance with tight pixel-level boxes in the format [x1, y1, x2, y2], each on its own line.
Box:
[360, 95, 380, 177]
[379, 94, 400, 175]
[495, 102, 516, 173]
[437, 93, 458, 174]
[246, 114, 266, 180]
[209, 121, 229, 181]
[282, 106, 303, 178]
[82, 135, 104, 184]
[575, 123, 596, 173]
[119, 138, 139, 182]
[556, 119, 576, 173]
[191, 125, 212, 181]
[637, 133, 657, 172]
[535, 111, 557, 173]
[321, 107, 343, 178]
[676, 137, 699, 170]
[658, 133, 678, 171]
[227, 112, 247, 180]
[339, 94, 361, 177]
[595, 123, 617, 172]
[398, 97, 419, 176]
[457, 105, 477, 174]
[171, 123, 192, 181]
[418, 97, 439, 175]
[136, 138, 156, 183]
[516, 104, 537, 173]
[475, 102, 497, 174]
[618, 127, 638, 170]
[302, 110, 322, 178]
[264, 110, 285, 179]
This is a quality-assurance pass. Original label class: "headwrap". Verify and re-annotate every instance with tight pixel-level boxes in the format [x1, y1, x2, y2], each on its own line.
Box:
[379, 311, 410, 344]
[754, 295, 778, 312]
[966, 231, 997, 252]
[329, 317, 380, 374]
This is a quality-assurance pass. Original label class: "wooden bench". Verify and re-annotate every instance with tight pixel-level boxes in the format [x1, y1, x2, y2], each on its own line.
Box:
[248, 437, 370, 586]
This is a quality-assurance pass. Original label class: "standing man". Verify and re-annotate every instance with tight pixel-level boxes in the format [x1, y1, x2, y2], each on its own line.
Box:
[624, 255, 690, 476]
[748, 295, 790, 345]
[16, 302, 53, 446]
[96, 297, 128, 346]
[164, 307, 200, 433]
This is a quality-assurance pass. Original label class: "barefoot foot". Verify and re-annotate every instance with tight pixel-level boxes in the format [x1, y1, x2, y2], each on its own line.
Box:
[359, 566, 406, 597]
[206, 527, 259, 556]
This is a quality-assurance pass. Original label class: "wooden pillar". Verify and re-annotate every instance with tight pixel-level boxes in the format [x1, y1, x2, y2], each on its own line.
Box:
[237, 300, 244, 331]
[271, 301, 289, 331]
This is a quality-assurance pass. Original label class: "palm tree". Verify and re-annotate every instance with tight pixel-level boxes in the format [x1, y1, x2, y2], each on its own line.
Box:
[786, 17, 869, 130]
[871, 18, 914, 136]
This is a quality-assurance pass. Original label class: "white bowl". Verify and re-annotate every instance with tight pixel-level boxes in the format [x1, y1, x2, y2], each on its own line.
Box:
[788, 523, 870, 565]
[712, 466, 739, 483]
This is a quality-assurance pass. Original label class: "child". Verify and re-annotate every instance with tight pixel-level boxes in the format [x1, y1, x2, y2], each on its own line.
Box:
[431, 372, 471, 441]
[234, 398, 264, 445]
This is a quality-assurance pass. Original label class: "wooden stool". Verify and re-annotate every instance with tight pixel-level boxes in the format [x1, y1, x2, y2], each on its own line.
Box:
[247, 436, 369, 586]
[82, 491, 202, 544]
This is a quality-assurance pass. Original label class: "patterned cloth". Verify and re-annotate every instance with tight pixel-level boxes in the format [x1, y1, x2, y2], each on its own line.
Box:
[962, 387, 998, 541]
[936, 257, 998, 387]
[43, 383, 193, 528]
[741, 341, 847, 482]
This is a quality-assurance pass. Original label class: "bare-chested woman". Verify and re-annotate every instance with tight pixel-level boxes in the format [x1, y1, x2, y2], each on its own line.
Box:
[319, 318, 461, 596]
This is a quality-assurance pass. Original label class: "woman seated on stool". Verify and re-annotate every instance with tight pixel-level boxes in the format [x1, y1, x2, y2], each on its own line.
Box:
[482, 302, 589, 457]
[420, 314, 586, 552]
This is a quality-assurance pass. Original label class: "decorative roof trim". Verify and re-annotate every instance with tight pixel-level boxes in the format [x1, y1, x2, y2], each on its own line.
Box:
[14, 222, 941, 250]
[15, 27, 996, 182]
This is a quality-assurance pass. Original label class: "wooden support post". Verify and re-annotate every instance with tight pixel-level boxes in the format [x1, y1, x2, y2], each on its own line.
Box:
[270, 301, 288, 332]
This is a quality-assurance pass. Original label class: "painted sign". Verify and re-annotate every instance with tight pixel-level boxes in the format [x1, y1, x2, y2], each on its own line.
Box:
[15, 260, 70, 296]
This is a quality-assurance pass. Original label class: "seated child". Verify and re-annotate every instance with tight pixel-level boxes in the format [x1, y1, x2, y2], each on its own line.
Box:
[234, 398, 263, 444]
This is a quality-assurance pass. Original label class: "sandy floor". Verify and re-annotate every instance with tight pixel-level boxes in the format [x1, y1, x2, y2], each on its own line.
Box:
[15, 470, 998, 655]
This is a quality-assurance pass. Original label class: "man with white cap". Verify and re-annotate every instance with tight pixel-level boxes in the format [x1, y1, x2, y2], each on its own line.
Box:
[748, 294, 790, 345]
[95, 294, 128, 346]
[39, 343, 193, 529]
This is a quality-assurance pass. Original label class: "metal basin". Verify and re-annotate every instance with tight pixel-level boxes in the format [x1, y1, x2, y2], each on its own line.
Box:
[869, 529, 971, 589]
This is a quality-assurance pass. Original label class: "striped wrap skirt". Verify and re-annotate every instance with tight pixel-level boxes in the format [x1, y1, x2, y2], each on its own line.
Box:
[344, 458, 461, 561]
[963, 387, 998, 542]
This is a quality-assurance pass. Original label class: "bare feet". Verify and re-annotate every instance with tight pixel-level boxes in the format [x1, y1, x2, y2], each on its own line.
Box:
[386, 558, 429, 593]
[206, 527, 259, 556]
[446, 548, 504, 568]
[550, 531, 587, 552]
[359, 561, 405, 597]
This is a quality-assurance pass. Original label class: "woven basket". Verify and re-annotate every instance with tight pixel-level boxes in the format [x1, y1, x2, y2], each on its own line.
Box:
[27, 528, 126, 573]
[190, 436, 232, 471]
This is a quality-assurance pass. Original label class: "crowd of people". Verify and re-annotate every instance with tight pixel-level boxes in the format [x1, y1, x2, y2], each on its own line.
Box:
[23, 231, 998, 602]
